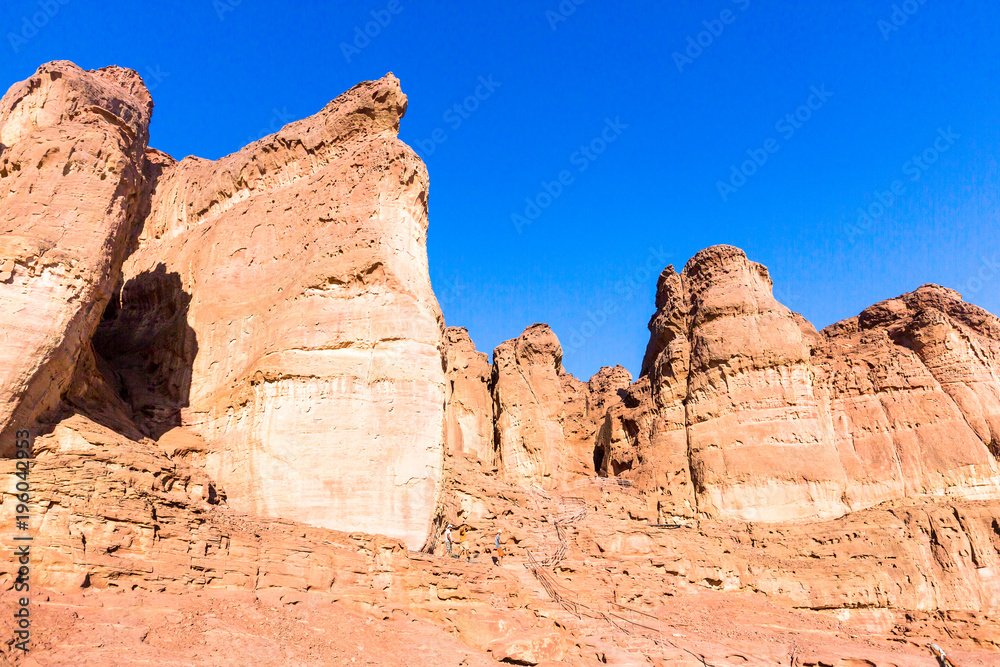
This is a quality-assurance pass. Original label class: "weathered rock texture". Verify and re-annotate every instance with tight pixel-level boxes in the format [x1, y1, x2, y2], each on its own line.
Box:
[0, 61, 152, 455]
[490, 324, 627, 489]
[11, 400, 997, 665]
[443, 327, 494, 463]
[3, 61, 1000, 666]
[94, 73, 446, 550]
[598, 245, 1000, 523]
[814, 284, 1000, 509]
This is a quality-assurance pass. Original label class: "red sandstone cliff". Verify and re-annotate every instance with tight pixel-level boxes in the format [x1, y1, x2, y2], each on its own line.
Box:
[0, 62, 998, 665]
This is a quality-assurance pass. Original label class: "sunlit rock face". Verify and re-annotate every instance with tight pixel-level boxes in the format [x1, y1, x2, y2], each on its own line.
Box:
[99, 74, 447, 550]
[0, 61, 152, 456]
[443, 327, 494, 464]
[814, 283, 1000, 508]
[490, 324, 630, 490]
[598, 245, 1000, 522]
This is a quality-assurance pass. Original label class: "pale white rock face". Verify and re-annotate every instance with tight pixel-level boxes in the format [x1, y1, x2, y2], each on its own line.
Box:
[98, 75, 446, 550]
[0, 62, 151, 453]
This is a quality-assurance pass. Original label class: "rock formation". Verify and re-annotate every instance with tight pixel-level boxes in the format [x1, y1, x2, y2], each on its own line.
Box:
[443, 327, 493, 463]
[0, 62, 445, 552]
[96, 72, 446, 550]
[815, 284, 1000, 509]
[488, 324, 629, 489]
[601, 246, 849, 521]
[598, 245, 1000, 523]
[2, 61, 1000, 665]
[491, 324, 568, 487]
[0, 61, 152, 456]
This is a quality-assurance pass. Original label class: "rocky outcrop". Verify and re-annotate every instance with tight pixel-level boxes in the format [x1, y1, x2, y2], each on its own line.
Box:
[443, 327, 493, 463]
[4, 60, 1000, 666]
[665, 246, 847, 521]
[0, 61, 152, 455]
[598, 245, 1000, 523]
[815, 283, 1000, 509]
[562, 365, 631, 480]
[491, 324, 566, 488]
[490, 325, 632, 489]
[96, 74, 446, 550]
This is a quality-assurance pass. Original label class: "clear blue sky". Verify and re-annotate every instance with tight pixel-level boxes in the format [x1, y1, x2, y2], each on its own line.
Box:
[3, 0, 997, 380]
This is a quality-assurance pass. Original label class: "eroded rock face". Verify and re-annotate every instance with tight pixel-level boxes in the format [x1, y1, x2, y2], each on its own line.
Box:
[0, 61, 152, 454]
[815, 283, 1000, 509]
[679, 246, 848, 521]
[443, 327, 494, 464]
[3, 60, 1000, 666]
[492, 324, 566, 487]
[599, 246, 1000, 522]
[490, 325, 630, 488]
[96, 74, 446, 550]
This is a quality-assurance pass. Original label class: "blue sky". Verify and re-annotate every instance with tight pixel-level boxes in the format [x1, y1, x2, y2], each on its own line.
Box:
[3, 0, 998, 380]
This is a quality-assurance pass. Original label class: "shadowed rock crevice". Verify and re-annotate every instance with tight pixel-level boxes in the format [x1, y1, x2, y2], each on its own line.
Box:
[93, 263, 197, 440]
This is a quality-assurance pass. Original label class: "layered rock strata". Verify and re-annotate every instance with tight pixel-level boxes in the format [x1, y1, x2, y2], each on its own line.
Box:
[96, 73, 446, 550]
[598, 245, 1000, 522]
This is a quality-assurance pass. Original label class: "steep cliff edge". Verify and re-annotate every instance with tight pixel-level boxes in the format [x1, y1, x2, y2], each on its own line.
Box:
[0, 62, 446, 552]
[0, 61, 152, 455]
[95, 73, 446, 550]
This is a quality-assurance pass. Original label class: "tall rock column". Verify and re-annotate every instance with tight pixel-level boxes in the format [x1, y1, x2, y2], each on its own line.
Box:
[0, 62, 151, 454]
[492, 325, 567, 488]
[490, 324, 620, 488]
[680, 246, 848, 521]
[443, 327, 494, 464]
[600, 246, 849, 521]
[98, 74, 446, 550]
